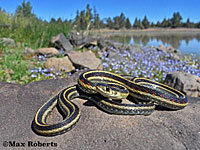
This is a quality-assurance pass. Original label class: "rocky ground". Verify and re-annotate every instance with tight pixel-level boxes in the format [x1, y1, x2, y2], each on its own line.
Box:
[0, 74, 200, 150]
[22, 32, 200, 97]
[0, 32, 200, 149]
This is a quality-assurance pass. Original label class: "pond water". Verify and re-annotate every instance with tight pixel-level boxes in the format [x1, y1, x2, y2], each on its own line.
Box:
[108, 32, 200, 57]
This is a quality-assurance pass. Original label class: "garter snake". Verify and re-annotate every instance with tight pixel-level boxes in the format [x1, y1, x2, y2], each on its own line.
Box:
[32, 70, 188, 136]
[78, 70, 188, 109]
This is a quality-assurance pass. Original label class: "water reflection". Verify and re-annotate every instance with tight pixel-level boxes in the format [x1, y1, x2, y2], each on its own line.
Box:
[108, 33, 200, 56]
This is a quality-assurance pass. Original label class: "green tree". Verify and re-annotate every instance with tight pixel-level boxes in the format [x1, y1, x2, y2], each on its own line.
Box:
[156, 21, 161, 27]
[170, 12, 182, 28]
[99, 20, 106, 28]
[150, 22, 155, 28]
[50, 18, 56, 23]
[133, 18, 143, 29]
[161, 18, 169, 27]
[106, 17, 113, 29]
[93, 6, 100, 29]
[183, 18, 195, 28]
[197, 22, 200, 28]
[74, 11, 80, 24]
[186, 18, 191, 27]
[142, 16, 150, 29]
[85, 4, 92, 32]
[125, 18, 131, 29]
[119, 13, 126, 28]
[113, 16, 120, 29]
[15, 0, 35, 18]
[133, 18, 138, 28]
[79, 10, 86, 30]
[57, 17, 63, 24]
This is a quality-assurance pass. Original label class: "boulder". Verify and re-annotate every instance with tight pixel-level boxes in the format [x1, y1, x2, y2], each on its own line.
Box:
[164, 71, 200, 97]
[98, 38, 124, 50]
[98, 38, 140, 52]
[109, 41, 124, 49]
[156, 44, 178, 53]
[67, 50, 103, 70]
[37, 47, 59, 57]
[69, 32, 98, 48]
[87, 45, 101, 52]
[0, 75, 200, 150]
[51, 33, 73, 53]
[44, 56, 75, 72]
[0, 37, 15, 47]
[97, 38, 110, 50]
[156, 44, 180, 59]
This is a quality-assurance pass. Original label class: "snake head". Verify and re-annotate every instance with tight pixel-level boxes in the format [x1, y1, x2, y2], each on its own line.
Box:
[96, 83, 129, 100]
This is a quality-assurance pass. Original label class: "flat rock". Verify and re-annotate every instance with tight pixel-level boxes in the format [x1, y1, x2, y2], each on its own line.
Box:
[37, 47, 59, 57]
[44, 56, 75, 72]
[0, 76, 200, 150]
[51, 33, 73, 53]
[68, 50, 103, 70]
[164, 71, 200, 97]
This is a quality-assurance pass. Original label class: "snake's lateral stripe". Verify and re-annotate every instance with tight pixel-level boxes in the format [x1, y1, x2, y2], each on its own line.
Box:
[32, 70, 188, 136]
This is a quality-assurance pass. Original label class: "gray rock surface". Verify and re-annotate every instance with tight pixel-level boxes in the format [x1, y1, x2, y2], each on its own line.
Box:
[0, 75, 200, 150]
[157, 44, 178, 53]
[44, 56, 75, 72]
[37, 47, 60, 57]
[51, 33, 73, 53]
[156, 44, 180, 59]
[67, 50, 103, 70]
[164, 71, 200, 97]
[69, 32, 98, 48]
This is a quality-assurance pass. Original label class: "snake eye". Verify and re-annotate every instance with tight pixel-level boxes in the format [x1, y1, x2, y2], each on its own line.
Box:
[112, 91, 117, 95]
[106, 87, 110, 92]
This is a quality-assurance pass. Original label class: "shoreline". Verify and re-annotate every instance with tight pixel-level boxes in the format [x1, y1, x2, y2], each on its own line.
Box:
[89, 28, 200, 57]
[90, 28, 200, 36]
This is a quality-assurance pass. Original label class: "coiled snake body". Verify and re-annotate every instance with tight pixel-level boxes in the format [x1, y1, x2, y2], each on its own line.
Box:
[32, 70, 188, 136]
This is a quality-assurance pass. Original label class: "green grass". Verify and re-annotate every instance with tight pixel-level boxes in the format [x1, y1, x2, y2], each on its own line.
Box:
[0, 9, 72, 48]
[0, 46, 30, 84]
[0, 11, 72, 84]
[0, 16, 72, 49]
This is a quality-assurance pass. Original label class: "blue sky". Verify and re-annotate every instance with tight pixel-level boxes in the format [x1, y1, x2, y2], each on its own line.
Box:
[1, 0, 200, 23]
